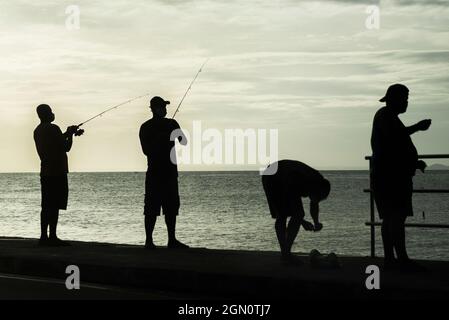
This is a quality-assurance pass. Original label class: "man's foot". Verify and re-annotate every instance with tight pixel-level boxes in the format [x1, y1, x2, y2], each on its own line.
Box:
[167, 239, 190, 249]
[47, 238, 71, 247]
[144, 242, 157, 250]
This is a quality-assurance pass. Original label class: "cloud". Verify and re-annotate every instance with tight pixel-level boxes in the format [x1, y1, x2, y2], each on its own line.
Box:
[0, 0, 448, 171]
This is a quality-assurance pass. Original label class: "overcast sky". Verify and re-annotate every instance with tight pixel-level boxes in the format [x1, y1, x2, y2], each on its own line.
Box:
[1, 0, 448, 172]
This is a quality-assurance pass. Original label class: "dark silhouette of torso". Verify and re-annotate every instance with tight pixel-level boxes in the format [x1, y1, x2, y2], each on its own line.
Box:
[266, 160, 324, 197]
[371, 106, 418, 178]
[139, 117, 180, 178]
[34, 123, 69, 176]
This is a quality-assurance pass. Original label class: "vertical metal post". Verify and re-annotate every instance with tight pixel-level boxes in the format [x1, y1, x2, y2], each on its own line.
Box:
[369, 158, 376, 258]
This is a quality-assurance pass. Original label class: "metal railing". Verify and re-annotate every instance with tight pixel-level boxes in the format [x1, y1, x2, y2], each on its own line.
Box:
[364, 154, 449, 258]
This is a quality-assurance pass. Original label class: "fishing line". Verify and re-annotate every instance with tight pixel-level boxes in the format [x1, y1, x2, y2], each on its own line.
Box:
[77, 92, 152, 127]
[76, 58, 208, 128]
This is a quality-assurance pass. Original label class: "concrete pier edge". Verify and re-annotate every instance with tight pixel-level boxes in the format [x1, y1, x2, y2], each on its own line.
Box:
[0, 237, 448, 299]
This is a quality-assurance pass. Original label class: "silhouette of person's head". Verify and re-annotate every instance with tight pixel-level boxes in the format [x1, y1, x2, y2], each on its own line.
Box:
[150, 96, 170, 118]
[36, 104, 55, 123]
[380, 83, 409, 114]
[310, 178, 331, 202]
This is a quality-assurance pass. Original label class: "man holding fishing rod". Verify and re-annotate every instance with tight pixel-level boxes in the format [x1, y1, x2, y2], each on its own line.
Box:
[138, 60, 206, 249]
[34, 104, 84, 246]
[139, 96, 189, 249]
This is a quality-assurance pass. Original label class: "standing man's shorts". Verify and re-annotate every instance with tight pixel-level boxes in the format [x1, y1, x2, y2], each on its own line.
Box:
[372, 174, 413, 220]
[262, 174, 303, 220]
[144, 173, 180, 216]
[40, 175, 69, 210]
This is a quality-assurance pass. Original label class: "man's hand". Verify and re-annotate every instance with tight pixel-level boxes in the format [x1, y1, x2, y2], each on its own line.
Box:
[416, 119, 432, 132]
[313, 222, 323, 232]
[302, 220, 315, 231]
[66, 125, 78, 135]
[417, 160, 427, 173]
[67, 125, 84, 136]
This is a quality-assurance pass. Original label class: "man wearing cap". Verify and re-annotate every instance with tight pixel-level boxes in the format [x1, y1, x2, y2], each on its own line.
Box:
[139, 96, 189, 249]
[34, 104, 84, 246]
[262, 160, 331, 264]
[371, 84, 431, 272]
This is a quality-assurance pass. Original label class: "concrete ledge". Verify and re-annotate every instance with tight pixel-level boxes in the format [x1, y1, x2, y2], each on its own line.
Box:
[0, 237, 448, 299]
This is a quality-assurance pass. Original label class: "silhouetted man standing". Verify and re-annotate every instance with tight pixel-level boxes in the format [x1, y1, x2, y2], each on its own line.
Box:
[371, 84, 431, 272]
[139, 96, 189, 249]
[262, 160, 331, 264]
[34, 104, 83, 246]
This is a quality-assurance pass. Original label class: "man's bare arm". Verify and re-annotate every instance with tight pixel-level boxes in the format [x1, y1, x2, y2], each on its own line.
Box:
[406, 119, 431, 135]
[62, 126, 77, 152]
[177, 128, 188, 146]
[139, 128, 149, 156]
[310, 200, 323, 232]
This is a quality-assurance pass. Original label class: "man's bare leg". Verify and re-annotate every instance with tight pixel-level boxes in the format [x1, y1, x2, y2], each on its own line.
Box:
[165, 215, 189, 249]
[46, 209, 70, 246]
[381, 218, 396, 268]
[285, 216, 301, 254]
[39, 209, 50, 244]
[40, 210, 49, 239]
[275, 217, 287, 256]
[145, 215, 157, 249]
[393, 215, 408, 262]
[49, 208, 59, 240]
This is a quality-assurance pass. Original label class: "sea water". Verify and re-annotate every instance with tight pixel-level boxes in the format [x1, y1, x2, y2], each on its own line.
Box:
[1, 171, 448, 260]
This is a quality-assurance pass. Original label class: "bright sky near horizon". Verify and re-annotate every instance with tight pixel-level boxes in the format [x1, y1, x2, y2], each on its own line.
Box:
[1, 0, 448, 172]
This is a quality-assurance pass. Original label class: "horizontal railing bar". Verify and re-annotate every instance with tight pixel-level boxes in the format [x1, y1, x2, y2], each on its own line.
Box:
[365, 154, 449, 160]
[365, 222, 449, 229]
[363, 189, 449, 193]
[419, 154, 449, 159]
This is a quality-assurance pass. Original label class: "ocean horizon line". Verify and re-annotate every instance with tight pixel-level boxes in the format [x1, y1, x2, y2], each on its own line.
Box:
[0, 168, 371, 174]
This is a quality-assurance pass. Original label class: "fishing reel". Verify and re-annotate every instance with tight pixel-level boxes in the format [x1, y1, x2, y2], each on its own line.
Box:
[68, 125, 85, 136]
[74, 128, 85, 136]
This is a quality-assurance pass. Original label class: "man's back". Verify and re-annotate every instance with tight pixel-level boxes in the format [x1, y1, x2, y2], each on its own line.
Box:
[34, 123, 68, 176]
[139, 117, 180, 177]
[266, 160, 323, 197]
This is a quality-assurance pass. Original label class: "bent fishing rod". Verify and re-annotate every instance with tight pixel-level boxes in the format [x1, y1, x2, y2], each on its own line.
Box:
[75, 58, 208, 132]
[172, 58, 209, 119]
[77, 92, 152, 128]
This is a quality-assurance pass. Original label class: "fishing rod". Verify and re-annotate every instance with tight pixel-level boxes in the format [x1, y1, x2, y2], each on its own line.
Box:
[74, 59, 208, 133]
[77, 92, 152, 128]
[172, 58, 209, 119]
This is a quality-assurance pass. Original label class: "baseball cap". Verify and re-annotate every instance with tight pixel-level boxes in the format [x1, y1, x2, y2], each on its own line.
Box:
[379, 84, 409, 102]
[150, 96, 170, 108]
